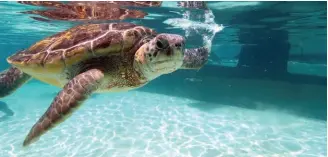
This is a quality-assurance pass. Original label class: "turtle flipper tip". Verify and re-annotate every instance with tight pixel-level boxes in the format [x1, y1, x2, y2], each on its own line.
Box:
[0, 67, 31, 98]
[23, 69, 104, 147]
[22, 136, 35, 147]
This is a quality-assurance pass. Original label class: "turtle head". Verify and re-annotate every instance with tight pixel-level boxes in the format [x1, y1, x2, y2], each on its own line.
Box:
[134, 33, 185, 80]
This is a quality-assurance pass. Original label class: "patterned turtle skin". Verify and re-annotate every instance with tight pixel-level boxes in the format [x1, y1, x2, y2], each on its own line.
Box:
[0, 22, 208, 147]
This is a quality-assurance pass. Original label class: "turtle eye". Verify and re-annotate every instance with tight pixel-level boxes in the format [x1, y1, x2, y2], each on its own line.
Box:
[156, 39, 168, 49]
[156, 40, 164, 49]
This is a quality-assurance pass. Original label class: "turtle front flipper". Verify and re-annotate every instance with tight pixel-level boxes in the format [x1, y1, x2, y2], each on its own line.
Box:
[180, 47, 209, 69]
[0, 67, 31, 98]
[23, 68, 104, 147]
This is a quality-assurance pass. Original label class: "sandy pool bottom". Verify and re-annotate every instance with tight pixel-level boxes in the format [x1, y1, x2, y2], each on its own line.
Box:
[0, 81, 326, 157]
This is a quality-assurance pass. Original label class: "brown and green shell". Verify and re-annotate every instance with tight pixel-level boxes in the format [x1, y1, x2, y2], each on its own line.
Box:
[7, 23, 157, 86]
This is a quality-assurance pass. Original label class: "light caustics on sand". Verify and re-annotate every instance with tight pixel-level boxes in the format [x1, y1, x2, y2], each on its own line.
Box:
[163, 9, 224, 54]
[0, 89, 326, 157]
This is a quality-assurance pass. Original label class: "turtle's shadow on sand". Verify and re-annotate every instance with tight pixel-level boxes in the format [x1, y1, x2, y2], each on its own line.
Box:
[0, 101, 14, 122]
[187, 102, 225, 112]
[186, 100, 260, 113]
[138, 67, 327, 121]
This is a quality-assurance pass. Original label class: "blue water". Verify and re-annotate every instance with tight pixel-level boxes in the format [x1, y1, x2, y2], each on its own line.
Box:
[0, 1, 327, 157]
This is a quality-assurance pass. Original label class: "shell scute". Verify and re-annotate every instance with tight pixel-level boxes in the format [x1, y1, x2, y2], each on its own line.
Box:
[93, 32, 122, 50]
[51, 24, 104, 50]
[145, 28, 153, 35]
[134, 27, 147, 36]
[122, 29, 142, 52]
[64, 46, 89, 66]
[51, 29, 103, 50]
[92, 31, 124, 56]
[30, 52, 47, 65]
[27, 38, 56, 55]
[44, 51, 64, 65]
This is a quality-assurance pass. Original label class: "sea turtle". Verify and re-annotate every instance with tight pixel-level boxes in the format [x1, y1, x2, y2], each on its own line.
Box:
[0, 22, 208, 146]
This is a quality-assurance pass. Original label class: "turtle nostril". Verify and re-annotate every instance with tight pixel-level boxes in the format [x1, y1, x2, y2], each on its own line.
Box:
[175, 43, 181, 48]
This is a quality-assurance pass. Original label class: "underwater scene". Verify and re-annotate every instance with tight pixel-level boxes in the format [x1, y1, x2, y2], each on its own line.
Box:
[0, 1, 326, 157]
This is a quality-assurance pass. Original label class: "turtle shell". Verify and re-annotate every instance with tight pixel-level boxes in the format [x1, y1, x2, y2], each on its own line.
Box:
[7, 22, 157, 87]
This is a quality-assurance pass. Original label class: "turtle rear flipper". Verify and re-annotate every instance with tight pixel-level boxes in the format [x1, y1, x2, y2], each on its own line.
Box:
[180, 47, 209, 70]
[0, 67, 31, 98]
[23, 68, 104, 146]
